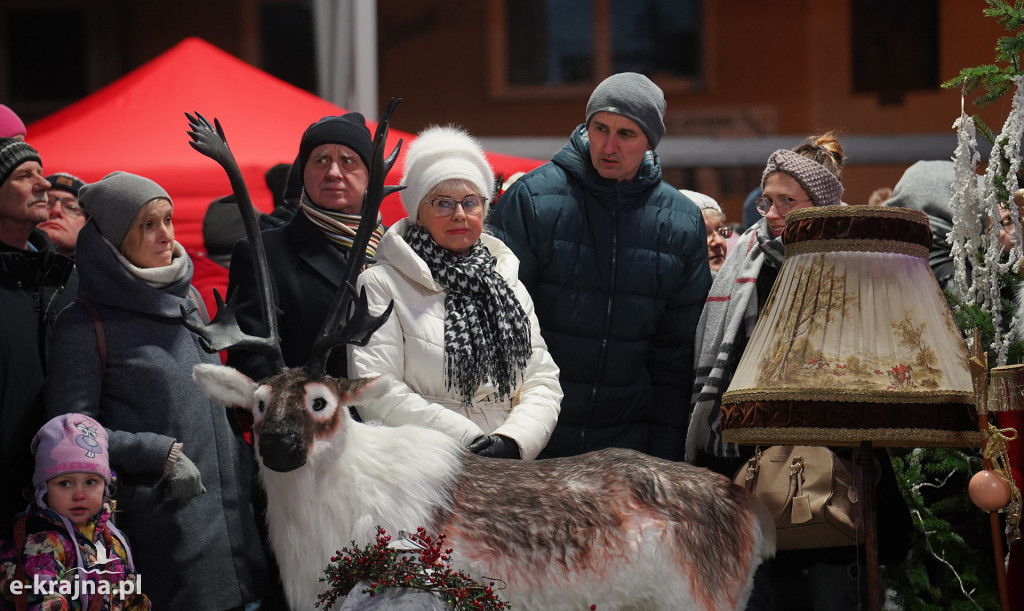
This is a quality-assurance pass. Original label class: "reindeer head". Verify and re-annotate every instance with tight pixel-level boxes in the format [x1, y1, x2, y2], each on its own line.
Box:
[193, 364, 385, 472]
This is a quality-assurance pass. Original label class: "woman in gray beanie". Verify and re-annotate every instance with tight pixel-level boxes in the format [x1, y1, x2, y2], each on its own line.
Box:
[44, 171, 270, 610]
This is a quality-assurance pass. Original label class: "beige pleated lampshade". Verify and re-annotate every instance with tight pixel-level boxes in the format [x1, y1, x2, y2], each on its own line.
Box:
[721, 205, 981, 448]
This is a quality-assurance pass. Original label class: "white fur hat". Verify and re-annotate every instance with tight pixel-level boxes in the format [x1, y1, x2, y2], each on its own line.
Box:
[679, 189, 721, 214]
[401, 125, 495, 219]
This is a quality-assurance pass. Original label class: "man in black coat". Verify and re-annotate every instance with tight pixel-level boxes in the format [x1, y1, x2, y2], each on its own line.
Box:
[227, 113, 384, 381]
[0, 137, 75, 535]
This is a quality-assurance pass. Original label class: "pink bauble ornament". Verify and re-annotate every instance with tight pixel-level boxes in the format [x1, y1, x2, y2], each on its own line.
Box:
[969, 469, 1011, 511]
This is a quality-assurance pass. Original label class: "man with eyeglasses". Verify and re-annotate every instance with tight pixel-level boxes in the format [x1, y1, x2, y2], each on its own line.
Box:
[39, 172, 88, 258]
[489, 73, 711, 461]
[227, 112, 383, 383]
[0, 137, 77, 537]
[224, 114, 381, 608]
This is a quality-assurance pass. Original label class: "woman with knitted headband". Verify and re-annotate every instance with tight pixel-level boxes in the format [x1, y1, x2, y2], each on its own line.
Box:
[687, 133, 846, 466]
[688, 134, 912, 609]
[348, 125, 562, 460]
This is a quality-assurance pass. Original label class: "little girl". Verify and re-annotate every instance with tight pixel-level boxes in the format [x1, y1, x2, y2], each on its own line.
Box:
[0, 414, 150, 610]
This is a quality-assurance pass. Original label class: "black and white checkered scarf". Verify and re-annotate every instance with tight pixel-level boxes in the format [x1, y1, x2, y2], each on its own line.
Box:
[405, 225, 531, 405]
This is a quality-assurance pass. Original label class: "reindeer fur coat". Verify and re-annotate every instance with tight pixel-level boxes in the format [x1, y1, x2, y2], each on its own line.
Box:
[44, 222, 269, 610]
[348, 218, 562, 459]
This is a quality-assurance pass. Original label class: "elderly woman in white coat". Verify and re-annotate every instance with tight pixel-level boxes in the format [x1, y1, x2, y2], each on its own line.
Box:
[348, 125, 561, 460]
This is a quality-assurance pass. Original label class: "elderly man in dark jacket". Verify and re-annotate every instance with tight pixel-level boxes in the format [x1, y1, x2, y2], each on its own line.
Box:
[227, 112, 384, 381]
[0, 138, 75, 535]
[489, 73, 711, 461]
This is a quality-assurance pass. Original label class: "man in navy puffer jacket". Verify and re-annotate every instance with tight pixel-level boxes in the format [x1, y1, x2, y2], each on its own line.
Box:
[489, 73, 710, 460]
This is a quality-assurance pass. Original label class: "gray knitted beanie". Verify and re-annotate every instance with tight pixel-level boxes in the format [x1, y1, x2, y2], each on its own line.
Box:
[586, 73, 666, 149]
[0, 137, 42, 186]
[79, 171, 172, 246]
[760, 149, 843, 207]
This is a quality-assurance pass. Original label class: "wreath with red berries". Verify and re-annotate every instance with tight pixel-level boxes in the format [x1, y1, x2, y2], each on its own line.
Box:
[317, 526, 510, 610]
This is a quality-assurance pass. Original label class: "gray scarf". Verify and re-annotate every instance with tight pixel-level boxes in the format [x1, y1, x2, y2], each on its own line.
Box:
[685, 219, 784, 461]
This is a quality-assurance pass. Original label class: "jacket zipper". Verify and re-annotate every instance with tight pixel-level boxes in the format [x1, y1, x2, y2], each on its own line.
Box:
[582, 205, 618, 452]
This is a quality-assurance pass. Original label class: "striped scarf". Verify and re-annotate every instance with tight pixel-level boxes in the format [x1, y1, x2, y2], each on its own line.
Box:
[299, 190, 385, 258]
[685, 219, 785, 462]
[405, 225, 531, 405]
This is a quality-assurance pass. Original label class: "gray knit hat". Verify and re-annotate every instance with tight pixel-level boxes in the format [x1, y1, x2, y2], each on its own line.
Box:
[79, 171, 172, 246]
[586, 73, 667, 149]
[760, 149, 843, 207]
[0, 137, 42, 186]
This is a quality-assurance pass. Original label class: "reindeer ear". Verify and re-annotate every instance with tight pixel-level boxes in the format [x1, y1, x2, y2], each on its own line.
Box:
[338, 375, 389, 405]
[193, 364, 259, 410]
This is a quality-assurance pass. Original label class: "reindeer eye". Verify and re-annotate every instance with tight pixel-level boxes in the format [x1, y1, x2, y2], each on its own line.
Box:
[311, 397, 327, 412]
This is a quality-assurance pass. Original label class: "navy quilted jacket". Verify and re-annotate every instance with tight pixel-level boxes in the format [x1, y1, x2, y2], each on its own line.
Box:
[488, 125, 710, 460]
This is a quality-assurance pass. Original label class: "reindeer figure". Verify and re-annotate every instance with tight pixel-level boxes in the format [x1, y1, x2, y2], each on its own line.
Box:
[183, 104, 775, 611]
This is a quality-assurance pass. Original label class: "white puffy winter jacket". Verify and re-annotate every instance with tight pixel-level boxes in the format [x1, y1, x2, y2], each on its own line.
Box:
[348, 218, 562, 460]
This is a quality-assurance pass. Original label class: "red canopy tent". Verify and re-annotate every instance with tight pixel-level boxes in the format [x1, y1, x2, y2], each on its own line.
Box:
[26, 37, 543, 252]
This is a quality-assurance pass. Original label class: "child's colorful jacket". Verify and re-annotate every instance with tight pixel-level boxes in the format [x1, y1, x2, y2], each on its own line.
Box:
[0, 504, 150, 611]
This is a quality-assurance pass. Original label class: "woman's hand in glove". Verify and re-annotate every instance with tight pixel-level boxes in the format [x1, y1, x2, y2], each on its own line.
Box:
[165, 451, 207, 501]
[467, 434, 521, 459]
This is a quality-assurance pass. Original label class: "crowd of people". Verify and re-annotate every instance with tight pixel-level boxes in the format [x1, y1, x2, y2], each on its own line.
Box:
[0, 71, 986, 609]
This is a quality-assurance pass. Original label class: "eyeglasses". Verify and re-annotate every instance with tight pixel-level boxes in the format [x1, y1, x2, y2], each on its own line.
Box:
[755, 196, 810, 217]
[47, 195, 86, 218]
[712, 226, 733, 239]
[427, 195, 486, 217]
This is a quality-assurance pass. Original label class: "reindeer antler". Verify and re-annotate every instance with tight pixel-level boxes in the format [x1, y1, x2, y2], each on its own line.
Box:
[182, 112, 286, 373]
[304, 98, 403, 377]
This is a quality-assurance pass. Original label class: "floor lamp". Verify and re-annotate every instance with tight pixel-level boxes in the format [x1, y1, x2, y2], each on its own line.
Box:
[721, 205, 982, 611]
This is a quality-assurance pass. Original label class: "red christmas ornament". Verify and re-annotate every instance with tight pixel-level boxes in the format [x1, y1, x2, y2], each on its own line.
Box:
[969, 469, 1011, 511]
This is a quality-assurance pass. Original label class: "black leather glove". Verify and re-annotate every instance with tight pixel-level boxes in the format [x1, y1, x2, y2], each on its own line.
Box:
[468, 434, 521, 459]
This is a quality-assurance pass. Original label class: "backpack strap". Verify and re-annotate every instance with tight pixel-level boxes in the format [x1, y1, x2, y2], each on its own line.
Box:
[188, 285, 210, 324]
[77, 298, 106, 373]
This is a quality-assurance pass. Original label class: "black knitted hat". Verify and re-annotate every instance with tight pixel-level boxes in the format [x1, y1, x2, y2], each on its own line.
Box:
[297, 113, 372, 185]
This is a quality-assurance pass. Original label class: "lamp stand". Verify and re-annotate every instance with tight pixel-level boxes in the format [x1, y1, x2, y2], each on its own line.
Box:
[857, 441, 881, 611]
[969, 332, 1011, 611]
[979, 411, 1012, 611]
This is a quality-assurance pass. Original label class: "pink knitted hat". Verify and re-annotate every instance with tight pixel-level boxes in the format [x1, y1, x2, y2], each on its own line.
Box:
[0, 104, 26, 139]
[31, 413, 111, 487]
